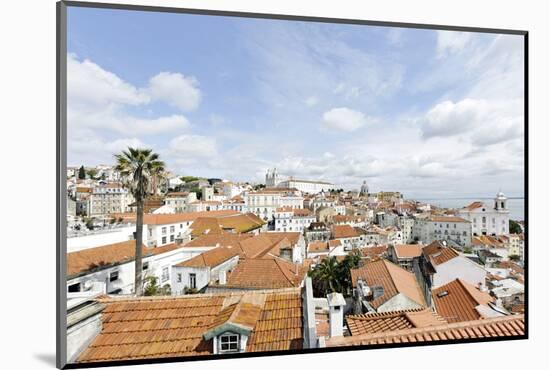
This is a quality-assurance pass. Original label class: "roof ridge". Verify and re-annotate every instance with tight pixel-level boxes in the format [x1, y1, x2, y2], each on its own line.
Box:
[273, 258, 298, 286]
[380, 259, 402, 297]
[456, 278, 490, 305]
[331, 314, 524, 345]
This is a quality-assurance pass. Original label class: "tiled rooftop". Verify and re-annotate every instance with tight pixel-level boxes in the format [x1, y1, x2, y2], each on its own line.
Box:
[142, 210, 240, 225]
[332, 224, 359, 239]
[67, 241, 183, 278]
[346, 308, 447, 336]
[432, 279, 494, 323]
[221, 258, 307, 289]
[422, 241, 460, 266]
[350, 259, 426, 309]
[393, 244, 423, 259]
[77, 289, 303, 363]
[326, 315, 524, 347]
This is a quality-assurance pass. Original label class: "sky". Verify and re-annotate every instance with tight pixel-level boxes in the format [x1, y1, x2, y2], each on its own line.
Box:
[67, 7, 525, 199]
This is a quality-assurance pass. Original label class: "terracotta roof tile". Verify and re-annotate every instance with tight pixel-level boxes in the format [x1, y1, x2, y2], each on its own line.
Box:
[326, 315, 524, 347]
[308, 242, 330, 253]
[67, 241, 183, 278]
[220, 258, 307, 289]
[422, 241, 460, 266]
[143, 210, 240, 225]
[332, 224, 359, 239]
[432, 279, 494, 323]
[393, 244, 423, 258]
[350, 259, 425, 309]
[346, 308, 447, 336]
[429, 216, 470, 223]
[184, 233, 254, 248]
[77, 289, 303, 363]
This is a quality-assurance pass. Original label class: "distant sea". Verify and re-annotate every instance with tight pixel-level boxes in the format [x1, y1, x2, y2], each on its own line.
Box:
[415, 198, 525, 221]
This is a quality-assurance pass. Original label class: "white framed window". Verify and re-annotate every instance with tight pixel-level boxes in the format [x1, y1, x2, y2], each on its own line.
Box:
[161, 267, 169, 282]
[219, 333, 240, 353]
[109, 271, 119, 282]
[177, 273, 182, 283]
[189, 273, 197, 289]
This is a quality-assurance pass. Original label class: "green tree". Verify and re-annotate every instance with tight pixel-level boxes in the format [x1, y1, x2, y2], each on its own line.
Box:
[86, 168, 98, 179]
[115, 147, 165, 296]
[190, 187, 202, 200]
[180, 176, 199, 183]
[338, 249, 362, 295]
[143, 276, 172, 296]
[78, 165, 86, 179]
[509, 254, 521, 262]
[309, 256, 341, 296]
[509, 220, 522, 234]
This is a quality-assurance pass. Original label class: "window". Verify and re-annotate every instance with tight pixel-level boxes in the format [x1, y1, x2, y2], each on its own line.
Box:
[162, 227, 167, 235]
[170, 225, 175, 233]
[219, 333, 240, 353]
[143, 262, 149, 270]
[68, 282, 81, 292]
[109, 271, 119, 282]
[170, 235, 175, 242]
[162, 236, 167, 244]
[161, 267, 169, 282]
[189, 273, 197, 289]
[177, 273, 182, 283]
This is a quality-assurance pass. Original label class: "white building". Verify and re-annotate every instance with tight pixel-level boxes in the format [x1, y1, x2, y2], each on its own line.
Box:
[66, 240, 210, 295]
[420, 241, 487, 292]
[142, 210, 240, 247]
[164, 191, 197, 212]
[413, 216, 472, 247]
[244, 189, 304, 221]
[458, 192, 510, 236]
[88, 182, 134, 217]
[273, 207, 316, 232]
[222, 182, 247, 199]
[265, 168, 334, 194]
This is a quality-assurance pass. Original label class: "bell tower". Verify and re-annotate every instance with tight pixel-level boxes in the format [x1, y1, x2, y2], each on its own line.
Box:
[495, 191, 507, 211]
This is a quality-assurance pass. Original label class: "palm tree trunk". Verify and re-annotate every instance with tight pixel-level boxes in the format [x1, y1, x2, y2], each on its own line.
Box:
[134, 199, 144, 296]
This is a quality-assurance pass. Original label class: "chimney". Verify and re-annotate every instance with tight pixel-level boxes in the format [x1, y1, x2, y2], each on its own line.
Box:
[66, 294, 105, 363]
[219, 270, 227, 285]
[327, 292, 346, 338]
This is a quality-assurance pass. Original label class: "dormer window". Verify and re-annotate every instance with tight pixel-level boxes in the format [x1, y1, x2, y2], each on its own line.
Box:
[219, 332, 240, 353]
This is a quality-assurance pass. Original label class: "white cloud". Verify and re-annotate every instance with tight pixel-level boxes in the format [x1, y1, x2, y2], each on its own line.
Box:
[436, 31, 472, 58]
[322, 107, 374, 132]
[419, 98, 523, 146]
[147, 72, 201, 112]
[67, 53, 150, 109]
[305, 96, 319, 107]
[420, 99, 484, 138]
[167, 134, 217, 159]
[68, 54, 195, 136]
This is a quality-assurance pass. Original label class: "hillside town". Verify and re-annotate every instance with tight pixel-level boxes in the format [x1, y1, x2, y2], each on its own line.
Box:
[65, 163, 526, 363]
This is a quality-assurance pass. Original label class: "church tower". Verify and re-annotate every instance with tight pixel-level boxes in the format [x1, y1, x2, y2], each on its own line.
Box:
[265, 168, 280, 187]
[494, 191, 508, 211]
[360, 181, 369, 196]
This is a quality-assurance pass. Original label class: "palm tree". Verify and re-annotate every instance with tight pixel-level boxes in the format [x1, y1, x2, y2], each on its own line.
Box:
[309, 256, 341, 295]
[115, 147, 165, 296]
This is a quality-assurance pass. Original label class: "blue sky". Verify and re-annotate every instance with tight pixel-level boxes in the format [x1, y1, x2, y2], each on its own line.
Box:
[67, 7, 525, 198]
